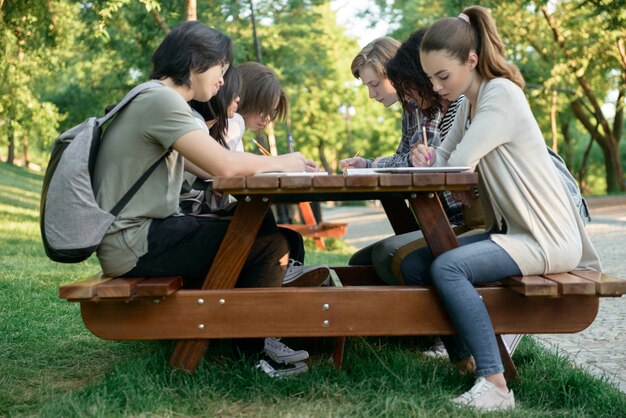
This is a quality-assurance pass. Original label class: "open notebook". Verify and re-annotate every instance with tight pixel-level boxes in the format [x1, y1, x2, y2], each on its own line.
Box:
[253, 171, 329, 177]
[344, 167, 471, 175]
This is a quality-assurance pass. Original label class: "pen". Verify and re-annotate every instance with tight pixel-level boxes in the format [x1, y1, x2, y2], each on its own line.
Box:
[287, 132, 294, 153]
[422, 126, 430, 162]
[252, 138, 271, 156]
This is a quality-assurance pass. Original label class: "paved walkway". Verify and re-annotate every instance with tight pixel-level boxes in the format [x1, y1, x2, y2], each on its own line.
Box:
[322, 196, 626, 393]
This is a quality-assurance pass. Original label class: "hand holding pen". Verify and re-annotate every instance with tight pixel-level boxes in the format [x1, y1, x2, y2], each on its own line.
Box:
[339, 150, 365, 169]
[410, 126, 435, 167]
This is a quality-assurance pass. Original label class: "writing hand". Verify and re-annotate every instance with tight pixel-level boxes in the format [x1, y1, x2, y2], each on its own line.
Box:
[410, 144, 435, 167]
[339, 157, 366, 169]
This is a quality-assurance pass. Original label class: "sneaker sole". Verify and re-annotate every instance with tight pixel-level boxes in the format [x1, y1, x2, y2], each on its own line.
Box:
[263, 349, 309, 364]
[283, 268, 330, 287]
[256, 360, 309, 378]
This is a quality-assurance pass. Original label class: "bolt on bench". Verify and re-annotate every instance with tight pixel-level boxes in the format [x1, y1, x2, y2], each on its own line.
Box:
[59, 173, 626, 379]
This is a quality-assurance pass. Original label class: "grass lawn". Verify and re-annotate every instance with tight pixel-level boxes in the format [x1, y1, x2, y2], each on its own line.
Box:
[1, 161, 625, 417]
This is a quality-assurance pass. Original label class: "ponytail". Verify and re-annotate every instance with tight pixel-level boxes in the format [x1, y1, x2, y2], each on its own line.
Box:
[421, 6, 524, 88]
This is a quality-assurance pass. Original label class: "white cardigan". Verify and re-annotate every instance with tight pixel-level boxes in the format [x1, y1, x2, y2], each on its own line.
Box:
[434, 78, 601, 275]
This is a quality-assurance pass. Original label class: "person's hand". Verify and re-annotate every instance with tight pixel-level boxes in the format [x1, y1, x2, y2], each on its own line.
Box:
[339, 157, 366, 169]
[278, 152, 320, 172]
[410, 144, 435, 167]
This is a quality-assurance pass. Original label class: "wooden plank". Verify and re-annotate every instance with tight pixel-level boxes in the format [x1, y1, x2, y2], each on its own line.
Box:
[245, 176, 279, 189]
[446, 172, 478, 186]
[80, 286, 599, 340]
[379, 173, 412, 187]
[97, 277, 146, 299]
[412, 173, 445, 187]
[213, 176, 244, 190]
[170, 195, 271, 372]
[541, 272, 596, 295]
[280, 176, 313, 189]
[408, 192, 458, 257]
[135, 276, 183, 298]
[59, 272, 110, 300]
[345, 175, 379, 188]
[313, 175, 346, 188]
[501, 275, 558, 297]
[569, 270, 626, 296]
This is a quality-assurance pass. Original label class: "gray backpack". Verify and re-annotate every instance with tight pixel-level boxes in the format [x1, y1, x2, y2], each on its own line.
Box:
[40, 81, 166, 263]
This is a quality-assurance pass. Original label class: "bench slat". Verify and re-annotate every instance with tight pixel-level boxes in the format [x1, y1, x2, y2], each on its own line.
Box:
[542, 272, 596, 295]
[59, 272, 111, 300]
[136, 276, 183, 297]
[501, 275, 558, 296]
[569, 270, 626, 296]
[97, 277, 146, 299]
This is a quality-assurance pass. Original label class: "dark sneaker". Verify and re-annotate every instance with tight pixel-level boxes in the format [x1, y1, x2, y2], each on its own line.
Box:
[263, 337, 309, 364]
[283, 259, 330, 287]
[255, 358, 308, 378]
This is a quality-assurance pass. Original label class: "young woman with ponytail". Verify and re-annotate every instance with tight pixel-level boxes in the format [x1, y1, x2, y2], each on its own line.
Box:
[402, 6, 601, 411]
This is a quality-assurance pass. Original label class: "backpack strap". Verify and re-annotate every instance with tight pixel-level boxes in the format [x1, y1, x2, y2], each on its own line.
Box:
[101, 80, 170, 217]
[110, 149, 172, 217]
[97, 80, 162, 126]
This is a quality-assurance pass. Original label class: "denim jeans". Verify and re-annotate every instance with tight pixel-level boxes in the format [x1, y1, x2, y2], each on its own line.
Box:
[401, 232, 522, 377]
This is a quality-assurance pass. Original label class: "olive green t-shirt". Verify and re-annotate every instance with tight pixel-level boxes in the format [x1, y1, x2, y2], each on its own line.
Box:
[93, 82, 202, 277]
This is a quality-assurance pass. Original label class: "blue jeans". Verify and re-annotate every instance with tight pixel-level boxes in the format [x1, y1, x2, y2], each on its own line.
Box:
[401, 232, 522, 377]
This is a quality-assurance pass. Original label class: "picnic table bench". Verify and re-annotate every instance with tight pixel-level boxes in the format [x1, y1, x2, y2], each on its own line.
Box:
[59, 172, 626, 380]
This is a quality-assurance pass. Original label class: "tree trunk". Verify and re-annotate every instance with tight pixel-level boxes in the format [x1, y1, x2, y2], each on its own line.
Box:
[185, 0, 197, 21]
[318, 139, 331, 174]
[542, 7, 625, 193]
[7, 134, 15, 165]
[149, 9, 170, 34]
[22, 130, 30, 168]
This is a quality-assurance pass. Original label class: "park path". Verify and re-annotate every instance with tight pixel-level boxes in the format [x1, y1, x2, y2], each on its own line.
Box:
[322, 196, 626, 393]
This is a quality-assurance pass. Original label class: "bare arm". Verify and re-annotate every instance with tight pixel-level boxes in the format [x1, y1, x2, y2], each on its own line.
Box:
[173, 130, 318, 177]
[184, 159, 211, 179]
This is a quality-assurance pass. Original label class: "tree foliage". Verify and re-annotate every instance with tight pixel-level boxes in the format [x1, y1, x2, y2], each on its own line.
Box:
[1, 0, 623, 191]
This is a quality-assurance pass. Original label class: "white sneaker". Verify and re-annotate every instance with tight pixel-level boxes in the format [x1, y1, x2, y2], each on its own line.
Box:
[422, 341, 449, 359]
[283, 259, 330, 287]
[255, 359, 308, 379]
[452, 377, 515, 411]
[263, 337, 309, 364]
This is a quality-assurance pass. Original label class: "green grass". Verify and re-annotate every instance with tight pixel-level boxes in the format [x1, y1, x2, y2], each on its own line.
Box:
[1, 161, 625, 417]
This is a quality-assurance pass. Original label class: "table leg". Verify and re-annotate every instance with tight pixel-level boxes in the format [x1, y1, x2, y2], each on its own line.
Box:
[169, 195, 272, 372]
[381, 199, 419, 235]
[407, 192, 458, 257]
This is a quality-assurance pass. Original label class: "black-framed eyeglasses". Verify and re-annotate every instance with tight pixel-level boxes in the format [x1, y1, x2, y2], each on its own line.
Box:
[259, 109, 279, 121]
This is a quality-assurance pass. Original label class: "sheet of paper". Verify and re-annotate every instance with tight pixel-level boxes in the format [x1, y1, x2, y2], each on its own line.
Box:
[253, 171, 329, 177]
[373, 166, 471, 174]
[343, 168, 378, 175]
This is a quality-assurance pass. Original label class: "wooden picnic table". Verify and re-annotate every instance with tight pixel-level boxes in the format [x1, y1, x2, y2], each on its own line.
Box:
[66, 171, 622, 378]
[165, 171, 476, 369]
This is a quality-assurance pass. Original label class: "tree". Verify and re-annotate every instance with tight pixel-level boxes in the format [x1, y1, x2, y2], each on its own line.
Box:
[0, 0, 65, 166]
[369, 0, 625, 193]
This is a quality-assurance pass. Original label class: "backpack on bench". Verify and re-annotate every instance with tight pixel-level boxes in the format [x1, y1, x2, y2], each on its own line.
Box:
[40, 81, 167, 263]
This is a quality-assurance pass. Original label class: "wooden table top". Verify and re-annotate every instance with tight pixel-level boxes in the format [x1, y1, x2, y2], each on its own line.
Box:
[213, 172, 478, 196]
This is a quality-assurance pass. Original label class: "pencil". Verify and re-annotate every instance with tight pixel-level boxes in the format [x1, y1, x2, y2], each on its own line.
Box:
[252, 138, 271, 156]
[422, 126, 428, 149]
[344, 150, 361, 170]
